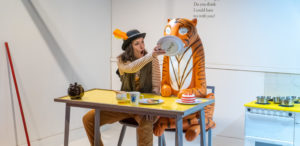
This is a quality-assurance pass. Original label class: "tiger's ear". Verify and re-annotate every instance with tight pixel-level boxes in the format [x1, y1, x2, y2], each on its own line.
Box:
[191, 18, 197, 26]
[168, 19, 171, 23]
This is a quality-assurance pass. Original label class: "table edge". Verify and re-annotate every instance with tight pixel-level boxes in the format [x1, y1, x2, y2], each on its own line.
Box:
[54, 88, 215, 116]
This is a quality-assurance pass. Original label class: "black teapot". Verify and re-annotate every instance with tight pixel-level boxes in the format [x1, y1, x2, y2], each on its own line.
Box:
[68, 82, 84, 99]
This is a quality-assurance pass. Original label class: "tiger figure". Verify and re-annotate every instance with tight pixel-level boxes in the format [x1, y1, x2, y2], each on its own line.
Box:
[153, 18, 216, 141]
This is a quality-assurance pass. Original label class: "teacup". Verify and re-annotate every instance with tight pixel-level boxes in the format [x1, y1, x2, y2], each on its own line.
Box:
[116, 92, 127, 100]
[127, 91, 141, 105]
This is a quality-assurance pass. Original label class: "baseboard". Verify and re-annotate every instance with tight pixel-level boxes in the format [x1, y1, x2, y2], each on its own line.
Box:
[17, 124, 244, 146]
[18, 125, 110, 146]
[212, 135, 244, 146]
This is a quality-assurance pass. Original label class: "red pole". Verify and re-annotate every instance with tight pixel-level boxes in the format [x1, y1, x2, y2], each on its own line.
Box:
[5, 42, 31, 146]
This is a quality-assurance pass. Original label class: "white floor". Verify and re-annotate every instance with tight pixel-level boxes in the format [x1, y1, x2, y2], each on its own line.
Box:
[65, 123, 244, 146]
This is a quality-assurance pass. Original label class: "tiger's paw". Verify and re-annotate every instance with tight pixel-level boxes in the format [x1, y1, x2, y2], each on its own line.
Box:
[153, 118, 169, 136]
[153, 123, 166, 136]
[161, 84, 172, 97]
[185, 125, 200, 141]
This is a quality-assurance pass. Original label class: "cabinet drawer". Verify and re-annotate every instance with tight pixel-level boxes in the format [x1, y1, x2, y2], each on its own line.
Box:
[295, 123, 300, 146]
[295, 113, 300, 124]
[245, 109, 294, 142]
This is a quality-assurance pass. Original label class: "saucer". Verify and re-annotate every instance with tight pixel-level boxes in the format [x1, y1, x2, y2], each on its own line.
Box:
[176, 99, 202, 105]
[139, 99, 164, 105]
[116, 99, 130, 103]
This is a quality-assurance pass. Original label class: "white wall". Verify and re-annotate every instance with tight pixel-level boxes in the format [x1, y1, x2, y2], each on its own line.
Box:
[112, 0, 300, 74]
[111, 0, 300, 145]
[1, 0, 299, 145]
[0, 0, 111, 145]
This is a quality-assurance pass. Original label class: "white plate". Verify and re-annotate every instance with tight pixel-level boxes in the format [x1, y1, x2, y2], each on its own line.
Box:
[176, 99, 202, 105]
[139, 99, 164, 105]
[157, 36, 184, 56]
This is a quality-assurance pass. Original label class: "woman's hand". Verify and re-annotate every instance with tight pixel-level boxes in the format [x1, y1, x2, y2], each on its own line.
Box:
[152, 44, 166, 57]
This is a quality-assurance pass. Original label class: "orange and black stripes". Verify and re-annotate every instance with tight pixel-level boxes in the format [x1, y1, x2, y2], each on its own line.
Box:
[157, 18, 216, 141]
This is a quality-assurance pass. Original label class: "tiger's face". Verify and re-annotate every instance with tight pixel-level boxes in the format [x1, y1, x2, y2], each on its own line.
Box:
[164, 18, 199, 48]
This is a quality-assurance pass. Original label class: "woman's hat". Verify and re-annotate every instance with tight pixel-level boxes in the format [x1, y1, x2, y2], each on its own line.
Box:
[113, 29, 146, 50]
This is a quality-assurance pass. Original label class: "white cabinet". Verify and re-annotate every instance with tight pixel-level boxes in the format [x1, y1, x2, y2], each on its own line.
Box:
[295, 113, 300, 124]
[295, 124, 300, 146]
[245, 108, 295, 146]
[295, 113, 300, 146]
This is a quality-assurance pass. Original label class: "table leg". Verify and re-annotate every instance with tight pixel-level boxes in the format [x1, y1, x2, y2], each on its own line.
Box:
[175, 115, 183, 146]
[94, 109, 100, 146]
[136, 128, 139, 146]
[199, 109, 206, 146]
[208, 129, 212, 146]
[163, 134, 166, 146]
[64, 104, 70, 146]
[158, 135, 163, 146]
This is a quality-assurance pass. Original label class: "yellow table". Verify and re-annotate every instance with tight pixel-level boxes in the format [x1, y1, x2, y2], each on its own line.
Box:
[54, 88, 214, 146]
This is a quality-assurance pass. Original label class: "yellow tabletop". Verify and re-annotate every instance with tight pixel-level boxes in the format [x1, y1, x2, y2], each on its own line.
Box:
[55, 88, 211, 113]
[245, 100, 300, 112]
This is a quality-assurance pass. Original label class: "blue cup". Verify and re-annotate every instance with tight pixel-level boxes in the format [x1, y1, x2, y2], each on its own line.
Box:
[128, 92, 140, 105]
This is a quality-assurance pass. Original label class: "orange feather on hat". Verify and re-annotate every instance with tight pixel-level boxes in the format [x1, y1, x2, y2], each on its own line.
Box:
[113, 29, 128, 40]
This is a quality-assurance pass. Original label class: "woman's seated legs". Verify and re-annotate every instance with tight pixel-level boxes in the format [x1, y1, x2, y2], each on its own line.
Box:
[136, 116, 154, 146]
[82, 110, 131, 146]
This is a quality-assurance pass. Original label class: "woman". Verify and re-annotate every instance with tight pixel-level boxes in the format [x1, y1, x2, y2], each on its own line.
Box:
[82, 29, 165, 146]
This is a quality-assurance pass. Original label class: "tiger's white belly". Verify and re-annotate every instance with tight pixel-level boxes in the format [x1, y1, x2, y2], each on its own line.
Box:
[169, 48, 193, 91]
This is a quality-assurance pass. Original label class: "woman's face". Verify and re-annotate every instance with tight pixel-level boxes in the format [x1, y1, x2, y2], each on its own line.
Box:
[132, 37, 145, 59]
